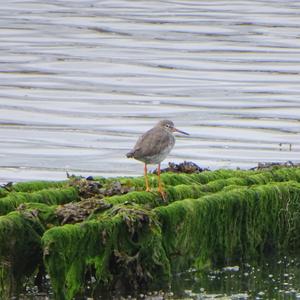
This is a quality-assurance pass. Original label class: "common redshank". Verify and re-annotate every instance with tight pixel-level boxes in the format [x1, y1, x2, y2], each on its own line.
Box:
[126, 120, 189, 199]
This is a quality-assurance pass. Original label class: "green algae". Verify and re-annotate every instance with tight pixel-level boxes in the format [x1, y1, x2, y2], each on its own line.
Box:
[68, 169, 248, 191]
[18, 202, 59, 228]
[105, 185, 207, 208]
[155, 181, 300, 273]
[0, 188, 8, 198]
[0, 201, 62, 298]
[0, 211, 44, 298]
[42, 179, 300, 299]
[0, 187, 79, 216]
[11, 180, 67, 193]
[42, 204, 169, 300]
[118, 169, 254, 190]
[1, 166, 300, 298]
[105, 167, 300, 208]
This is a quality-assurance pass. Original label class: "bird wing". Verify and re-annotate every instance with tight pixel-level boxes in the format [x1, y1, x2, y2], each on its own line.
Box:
[132, 127, 173, 159]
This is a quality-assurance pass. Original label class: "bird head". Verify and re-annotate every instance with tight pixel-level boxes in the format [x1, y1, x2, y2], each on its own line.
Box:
[157, 120, 189, 135]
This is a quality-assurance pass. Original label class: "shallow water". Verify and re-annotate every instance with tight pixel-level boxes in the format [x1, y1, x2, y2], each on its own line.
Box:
[172, 254, 300, 300]
[22, 254, 300, 299]
[1, 0, 300, 183]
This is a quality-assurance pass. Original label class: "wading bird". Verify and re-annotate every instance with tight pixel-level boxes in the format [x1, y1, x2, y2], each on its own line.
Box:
[126, 120, 189, 199]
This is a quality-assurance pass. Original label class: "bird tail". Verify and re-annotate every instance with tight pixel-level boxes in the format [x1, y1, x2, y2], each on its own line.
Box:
[126, 150, 134, 158]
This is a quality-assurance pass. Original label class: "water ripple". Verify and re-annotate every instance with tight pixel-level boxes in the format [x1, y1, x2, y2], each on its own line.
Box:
[0, 0, 300, 182]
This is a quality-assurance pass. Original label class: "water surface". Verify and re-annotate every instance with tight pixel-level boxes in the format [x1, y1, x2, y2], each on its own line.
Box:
[172, 254, 300, 300]
[1, 0, 300, 183]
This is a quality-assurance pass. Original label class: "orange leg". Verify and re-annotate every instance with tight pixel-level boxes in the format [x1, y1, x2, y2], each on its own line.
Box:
[157, 163, 166, 200]
[144, 163, 151, 192]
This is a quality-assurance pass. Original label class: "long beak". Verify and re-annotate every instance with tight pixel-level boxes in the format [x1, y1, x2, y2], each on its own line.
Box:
[173, 127, 189, 135]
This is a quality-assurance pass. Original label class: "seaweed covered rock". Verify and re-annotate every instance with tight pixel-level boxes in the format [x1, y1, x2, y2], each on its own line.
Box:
[7, 180, 66, 193]
[67, 174, 134, 198]
[0, 211, 44, 298]
[0, 166, 300, 299]
[153, 161, 208, 174]
[0, 187, 79, 216]
[155, 181, 300, 272]
[56, 198, 112, 224]
[42, 179, 300, 300]
[42, 204, 170, 300]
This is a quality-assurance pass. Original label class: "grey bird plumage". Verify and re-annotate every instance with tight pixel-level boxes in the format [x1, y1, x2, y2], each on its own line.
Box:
[126, 120, 176, 164]
[126, 119, 189, 198]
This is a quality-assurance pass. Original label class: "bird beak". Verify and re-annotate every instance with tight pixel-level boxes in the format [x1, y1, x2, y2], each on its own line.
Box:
[173, 127, 189, 135]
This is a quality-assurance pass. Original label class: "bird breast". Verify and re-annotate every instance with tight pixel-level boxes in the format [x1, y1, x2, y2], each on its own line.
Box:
[141, 132, 175, 164]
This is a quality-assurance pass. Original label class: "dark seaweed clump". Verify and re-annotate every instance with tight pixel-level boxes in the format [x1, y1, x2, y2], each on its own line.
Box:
[153, 161, 209, 174]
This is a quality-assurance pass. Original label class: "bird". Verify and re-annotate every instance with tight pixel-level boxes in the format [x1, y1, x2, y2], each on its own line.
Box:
[126, 119, 189, 199]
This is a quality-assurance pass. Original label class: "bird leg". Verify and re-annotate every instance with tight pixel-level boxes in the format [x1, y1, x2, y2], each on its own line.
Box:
[144, 163, 151, 192]
[157, 163, 166, 200]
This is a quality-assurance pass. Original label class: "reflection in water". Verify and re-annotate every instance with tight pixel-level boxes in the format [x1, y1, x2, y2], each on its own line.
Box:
[1, 1, 300, 183]
[172, 254, 300, 300]
[24, 254, 300, 299]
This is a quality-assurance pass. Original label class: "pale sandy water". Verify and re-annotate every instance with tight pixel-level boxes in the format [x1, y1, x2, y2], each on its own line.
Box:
[1, 0, 300, 183]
